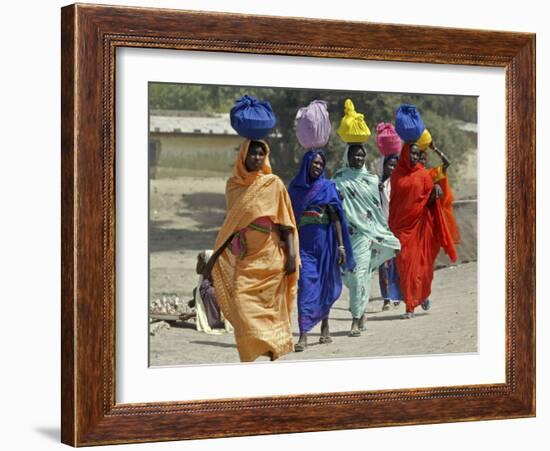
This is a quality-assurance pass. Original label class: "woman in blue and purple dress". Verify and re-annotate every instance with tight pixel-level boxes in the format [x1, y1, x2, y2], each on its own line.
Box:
[288, 150, 355, 351]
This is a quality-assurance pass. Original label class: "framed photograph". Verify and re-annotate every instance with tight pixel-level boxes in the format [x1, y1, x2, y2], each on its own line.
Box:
[61, 3, 535, 446]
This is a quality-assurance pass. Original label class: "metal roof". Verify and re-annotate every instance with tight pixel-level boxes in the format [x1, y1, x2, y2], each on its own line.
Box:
[149, 112, 237, 136]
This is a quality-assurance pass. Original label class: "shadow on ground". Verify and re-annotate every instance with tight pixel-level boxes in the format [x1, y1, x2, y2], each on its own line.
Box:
[149, 224, 218, 253]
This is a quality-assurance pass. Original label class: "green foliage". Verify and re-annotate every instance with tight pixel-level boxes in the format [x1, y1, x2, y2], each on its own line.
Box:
[149, 83, 477, 183]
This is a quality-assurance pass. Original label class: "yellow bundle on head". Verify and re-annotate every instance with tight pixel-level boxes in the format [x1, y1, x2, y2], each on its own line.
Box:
[337, 99, 371, 143]
[416, 128, 432, 151]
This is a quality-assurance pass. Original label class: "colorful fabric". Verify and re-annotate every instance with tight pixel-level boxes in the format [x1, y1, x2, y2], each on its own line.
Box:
[395, 104, 425, 142]
[333, 145, 401, 318]
[376, 122, 402, 156]
[230, 95, 277, 139]
[428, 166, 461, 244]
[295, 100, 331, 149]
[298, 208, 331, 226]
[389, 144, 457, 313]
[229, 216, 273, 258]
[211, 140, 299, 362]
[416, 128, 432, 151]
[378, 257, 403, 301]
[337, 99, 371, 143]
[195, 250, 234, 335]
[288, 150, 355, 333]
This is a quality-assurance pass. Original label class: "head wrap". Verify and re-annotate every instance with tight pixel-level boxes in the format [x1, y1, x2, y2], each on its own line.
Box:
[416, 129, 432, 151]
[288, 150, 327, 222]
[288, 150, 326, 189]
[231, 139, 272, 186]
[339, 144, 368, 175]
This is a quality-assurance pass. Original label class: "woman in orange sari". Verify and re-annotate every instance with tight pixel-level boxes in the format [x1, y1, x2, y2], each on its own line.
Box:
[389, 143, 457, 318]
[418, 140, 461, 245]
[206, 140, 299, 362]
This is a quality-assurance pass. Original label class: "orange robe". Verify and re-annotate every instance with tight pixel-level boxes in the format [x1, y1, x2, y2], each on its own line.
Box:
[389, 144, 457, 313]
[212, 140, 299, 362]
[428, 166, 461, 244]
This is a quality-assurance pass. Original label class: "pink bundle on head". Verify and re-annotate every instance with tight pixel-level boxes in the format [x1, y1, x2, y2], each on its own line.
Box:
[376, 122, 402, 156]
[295, 100, 331, 149]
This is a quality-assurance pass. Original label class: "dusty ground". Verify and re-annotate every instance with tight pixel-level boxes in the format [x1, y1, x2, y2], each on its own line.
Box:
[150, 262, 477, 366]
[149, 174, 478, 366]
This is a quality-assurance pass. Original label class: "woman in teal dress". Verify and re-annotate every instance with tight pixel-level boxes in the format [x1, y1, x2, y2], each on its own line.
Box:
[333, 144, 401, 336]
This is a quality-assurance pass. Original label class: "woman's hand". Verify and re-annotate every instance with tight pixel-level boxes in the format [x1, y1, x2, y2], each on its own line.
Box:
[428, 184, 443, 205]
[279, 228, 297, 275]
[284, 255, 297, 275]
[338, 246, 346, 266]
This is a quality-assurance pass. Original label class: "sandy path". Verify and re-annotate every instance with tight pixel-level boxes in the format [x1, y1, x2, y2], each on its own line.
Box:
[150, 262, 477, 366]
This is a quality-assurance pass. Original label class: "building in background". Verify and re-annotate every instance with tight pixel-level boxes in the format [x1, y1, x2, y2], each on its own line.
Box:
[149, 110, 242, 178]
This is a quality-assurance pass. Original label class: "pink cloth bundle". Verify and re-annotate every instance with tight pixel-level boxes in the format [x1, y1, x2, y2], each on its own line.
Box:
[376, 122, 402, 156]
[230, 216, 273, 258]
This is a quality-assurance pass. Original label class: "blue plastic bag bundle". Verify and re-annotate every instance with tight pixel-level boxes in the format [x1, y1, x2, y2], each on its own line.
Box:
[230, 95, 277, 140]
[395, 104, 425, 142]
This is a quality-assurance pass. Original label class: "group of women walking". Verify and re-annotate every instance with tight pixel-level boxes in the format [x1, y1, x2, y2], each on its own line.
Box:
[204, 96, 459, 362]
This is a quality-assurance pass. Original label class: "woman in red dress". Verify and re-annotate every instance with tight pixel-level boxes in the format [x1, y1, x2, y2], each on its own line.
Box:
[388, 143, 457, 318]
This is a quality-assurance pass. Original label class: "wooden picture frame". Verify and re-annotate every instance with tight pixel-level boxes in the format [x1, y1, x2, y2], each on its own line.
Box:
[61, 3, 535, 446]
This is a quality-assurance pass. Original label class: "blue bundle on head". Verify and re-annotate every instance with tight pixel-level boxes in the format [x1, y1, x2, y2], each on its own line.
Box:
[395, 104, 425, 143]
[230, 95, 277, 140]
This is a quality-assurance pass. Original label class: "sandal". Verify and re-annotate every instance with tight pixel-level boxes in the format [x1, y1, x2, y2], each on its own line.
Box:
[349, 329, 361, 337]
[401, 312, 415, 319]
[421, 299, 431, 311]
[382, 300, 391, 311]
[319, 336, 333, 344]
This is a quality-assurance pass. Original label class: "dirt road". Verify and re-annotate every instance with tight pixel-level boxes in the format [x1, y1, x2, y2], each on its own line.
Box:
[150, 262, 477, 366]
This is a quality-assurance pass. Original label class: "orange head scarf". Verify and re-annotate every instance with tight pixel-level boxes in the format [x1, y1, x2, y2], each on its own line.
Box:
[231, 139, 272, 186]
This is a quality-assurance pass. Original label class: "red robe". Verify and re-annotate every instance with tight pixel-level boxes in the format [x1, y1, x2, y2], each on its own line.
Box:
[389, 144, 457, 312]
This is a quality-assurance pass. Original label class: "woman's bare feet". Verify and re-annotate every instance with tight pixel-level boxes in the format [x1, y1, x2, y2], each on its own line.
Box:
[295, 333, 307, 352]
[358, 313, 367, 331]
[319, 317, 333, 344]
[349, 318, 361, 337]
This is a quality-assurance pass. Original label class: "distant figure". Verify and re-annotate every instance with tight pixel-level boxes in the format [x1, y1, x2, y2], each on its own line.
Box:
[389, 144, 457, 319]
[207, 140, 299, 362]
[333, 144, 401, 337]
[377, 154, 404, 310]
[288, 150, 355, 352]
[192, 250, 233, 335]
